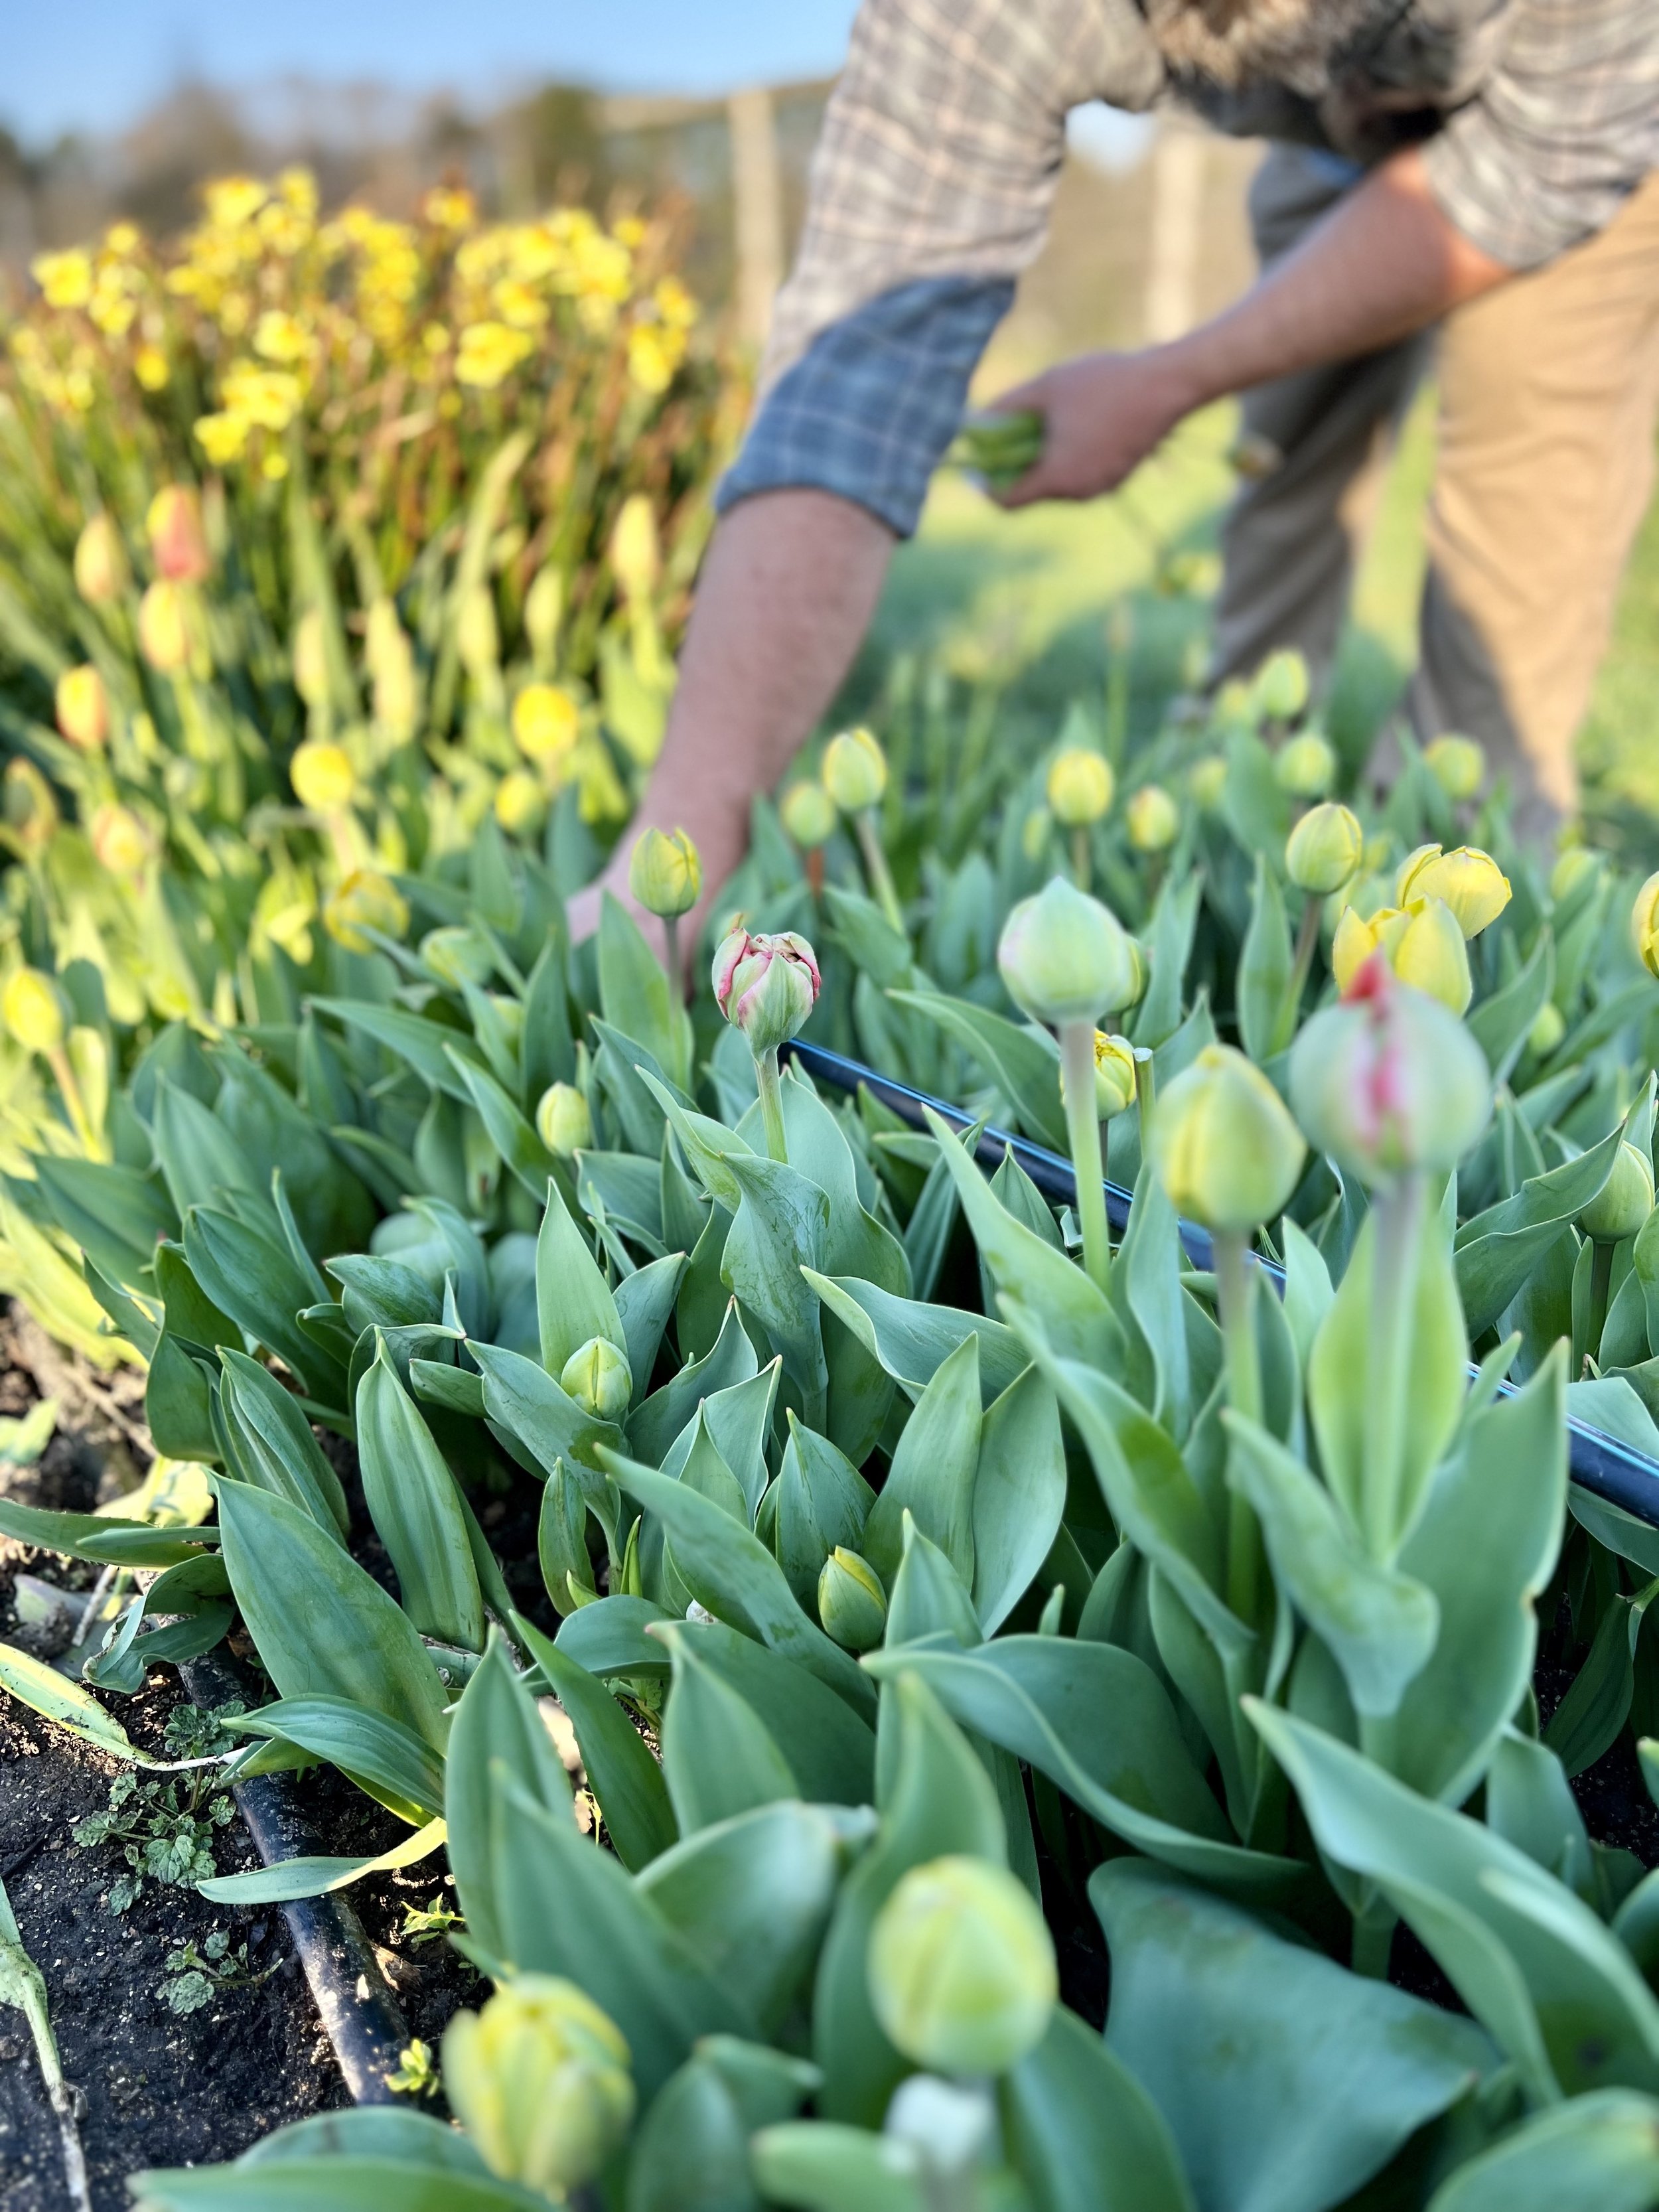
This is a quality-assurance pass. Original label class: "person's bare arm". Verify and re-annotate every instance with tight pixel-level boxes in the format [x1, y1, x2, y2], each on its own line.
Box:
[997, 145, 1511, 507]
[567, 488, 894, 948]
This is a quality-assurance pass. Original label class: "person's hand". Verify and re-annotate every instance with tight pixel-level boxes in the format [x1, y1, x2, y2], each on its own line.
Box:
[988, 348, 1201, 509]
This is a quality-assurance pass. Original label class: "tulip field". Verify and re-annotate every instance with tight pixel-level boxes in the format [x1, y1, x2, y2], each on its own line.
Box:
[7, 168, 1659, 2212]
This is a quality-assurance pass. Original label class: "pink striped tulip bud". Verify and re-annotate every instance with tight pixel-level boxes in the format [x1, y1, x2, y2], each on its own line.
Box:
[712, 926, 820, 1055]
[145, 484, 211, 584]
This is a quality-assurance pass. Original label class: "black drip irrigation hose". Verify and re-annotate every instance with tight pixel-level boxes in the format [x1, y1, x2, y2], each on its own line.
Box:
[788, 1038, 1659, 1532]
[177, 1650, 410, 2106]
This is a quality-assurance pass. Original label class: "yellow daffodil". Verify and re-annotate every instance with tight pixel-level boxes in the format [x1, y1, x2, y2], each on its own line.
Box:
[456, 321, 534, 389]
[31, 250, 94, 309]
[202, 176, 269, 230]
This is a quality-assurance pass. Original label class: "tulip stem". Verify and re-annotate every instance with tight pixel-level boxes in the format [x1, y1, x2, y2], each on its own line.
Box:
[1213, 1230, 1263, 1621]
[1362, 1172, 1424, 1559]
[1589, 1239, 1615, 1367]
[1070, 826, 1092, 893]
[755, 1046, 790, 1164]
[1275, 899, 1323, 1055]
[662, 914, 681, 1007]
[1060, 1021, 1112, 1291]
[855, 810, 905, 936]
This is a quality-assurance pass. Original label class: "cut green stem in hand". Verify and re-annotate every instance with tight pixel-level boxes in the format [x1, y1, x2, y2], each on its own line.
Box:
[1060, 1021, 1112, 1293]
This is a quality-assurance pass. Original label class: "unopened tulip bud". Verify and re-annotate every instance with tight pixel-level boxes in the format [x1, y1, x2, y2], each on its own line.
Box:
[137, 579, 190, 672]
[628, 827, 701, 919]
[324, 868, 409, 953]
[1579, 1142, 1655, 1244]
[494, 768, 547, 836]
[780, 781, 837, 849]
[559, 1335, 632, 1424]
[1188, 754, 1228, 812]
[822, 727, 887, 814]
[1126, 784, 1179, 853]
[997, 877, 1139, 1027]
[457, 585, 499, 680]
[1554, 846, 1604, 905]
[292, 608, 329, 709]
[73, 513, 128, 605]
[868, 1856, 1057, 2077]
[4, 760, 58, 851]
[421, 926, 494, 990]
[441, 1975, 634, 2197]
[1046, 747, 1114, 828]
[524, 565, 564, 664]
[291, 739, 354, 814]
[1423, 734, 1485, 802]
[1150, 1043, 1306, 1233]
[818, 1546, 887, 1653]
[54, 665, 108, 750]
[3, 968, 66, 1057]
[1394, 844, 1510, 940]
[1285, 802, 1362, 897]
[512, 683, 581, 766]
[145, 484, 210, 584]
[609, 494, 660, 606]
[1289, 955, 1492, 1185]
[1632, 872, 1659, 979]
[711, 926, 821, 1056]
[536, 1081, 592, 1159]
[1274, 731, 1334, 799]
[1092, 1031, 1137, 1119]
[90, 802, 150, 876]
[1527, 1001, 1565, 1058]
[1252, 648, 1309, 723]
[1390, 897, 1472, 1015]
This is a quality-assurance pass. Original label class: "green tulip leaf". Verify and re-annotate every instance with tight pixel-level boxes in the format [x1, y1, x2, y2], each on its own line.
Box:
[356, 1337, 484, 1651]
[229, 1696, 444, 1824]
[512, 1616, 676, 1870]
[972, 1364, 1067, 1634]
[863, 1332, 982, 1591]
[1002, 2002, 1196, 2212]
[1425, 2091, 1659, 2212]
[801, 1270, 1027, 1404]
[444, 1635, 571, 1965]
[888, 990, 1067, 1153]
[1454, 1120, 1624, 1336]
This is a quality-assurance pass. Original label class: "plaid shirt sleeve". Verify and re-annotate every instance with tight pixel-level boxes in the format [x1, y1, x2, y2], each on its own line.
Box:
[1421, 0, 1659, 266]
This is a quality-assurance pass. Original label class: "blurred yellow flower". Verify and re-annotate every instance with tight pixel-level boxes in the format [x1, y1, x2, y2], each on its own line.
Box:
[512, 684, 581, 766]
[423, 186, 476, 232]
[221, 362, 302, 431]
[494, 769, 548, 835]
[253, 311, 313, 365]
[610, 496, 660, 605]
[133, 344, 170, 390]
[325, 867, 409, 952]
[55, 665, 109, 750]
[137, 580, 191, 672]
[279, 167, 319, 218]
[89, 287, 137, 338]
[90, 802, 151, 876]
[457, 321, 534, 389]
[31, 251, 94, 309]
[194, 412, 249, 467]
[493, 280, 549, 332]
[203, 176, 269, 230]
[104, 222, 141, 257]
[654, 275, 696, 331]
[626, 325, 676, 396]
[291, 740, 356, 813]
[614, 216, 648, 250]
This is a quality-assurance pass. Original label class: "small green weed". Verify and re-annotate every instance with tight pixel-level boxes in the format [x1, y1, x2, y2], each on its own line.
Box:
[72, 1764, 234, 1913]
[387, 2039, 440, 2099]
[160, 1929, 277, 2016]
[397, 1895, 463, 1948]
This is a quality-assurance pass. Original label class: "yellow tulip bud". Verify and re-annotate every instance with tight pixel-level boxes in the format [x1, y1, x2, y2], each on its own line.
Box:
[90, 802, 151, 876]
[1289, 958, 1491, 1185]
[1251, 648, 1310, 723]
[1125, 784, 1179, 854]
[536, 1081, 593, 1159]
[457, 586, 499, 680]
[1390, 897, 1472, 1015]
[1045, 748, 1114, 828]
[366, 601, 417, 740]
[421, 926, 494, 990]
[494, 769, 547, 836]
[4, 760, 58, 851]
[3, 968, 66, 1057]
[73, 513, 128, 605]
[323, 869, 409, 953]
[1150, 1042, 1307, 1234]
[1526, 1001, 1565, 1059]
[1091, 1031, 1137, 1119]
[1274, 731, 1335, 800]
[822, 727, 888, 814]
[1579, 1142, 1656, 1244]
[1632, 871, 1659, 979]
[512, 682, 581, 766]
[54, 665, 108, 751]
[524, 565, 565, 664]
[868, 1856, 1057, 2077]
[1394, 844, 1510, 940]
[780, 782, 837, 849]
[292, 608, 330, 709]
[1423, 735, 1486, 802]
[137, 579, 190, 672]
[1285, 802, 1362, 897]
[146, 484, 211, 585]
[559, 1335, 632, 1424]
[290, 740, 355, 814]
[1188, 755, 1228, 812]
[610, 494, 661, 606]
[441, 1976, 634, 2197]
[817, 1546, 887, 1653]
[997, 877, 1140, 1028]
[628, 827, 701, 919]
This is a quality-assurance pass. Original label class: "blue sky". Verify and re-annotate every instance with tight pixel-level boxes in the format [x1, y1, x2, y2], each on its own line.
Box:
[7, 1, 867, 145]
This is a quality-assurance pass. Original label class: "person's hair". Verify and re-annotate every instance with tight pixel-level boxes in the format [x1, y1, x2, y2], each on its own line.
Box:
[1143, 0, 1380, 92]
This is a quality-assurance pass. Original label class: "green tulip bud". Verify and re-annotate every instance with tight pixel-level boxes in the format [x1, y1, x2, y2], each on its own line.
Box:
[711, 926, 821, 1055]
[1526, 1001, 1565, 1059]
[628, 826, 701, 919]
[1555, 846, 1605, 905]
[1579, 1142, 1655, 1244]
[456, 584, 500, 680]
[421, 926, 495, 990]
[780, 781, 837, 849]
[1289, 956, 1492, 1185]
[441, 1975, 634, 2196]
[997, 877, 1139, 1027]
[323, 868, 409, 954]
[5, 759, 59, 851]
[1150, 1043, 1306, 1234]
[1188, 755, 1228, 812]
[1423, 734, 1486, 802]
[73, 512, 128, 605]
[1285, 802, 1362, 896]
[1125, 784, 1179, 853]
[2, 967, 66, 1057]
[559, 1335, 632, 1424]
[1045, 747, 1114, 828]
[1632, 870, 1659, 979]
[1394, 844, 1511, 940]
[524, 564, 565, 666]
[1251, 647, 1310, 723]
[867, 1855, 1057, 2077]
[536, 1081, 593, 1159]
[822, 726, 888, 813]
[1058, 1031, 1136, 1120]
[817, 1546, 887, 1653]
[1274, 731, 1335, 799]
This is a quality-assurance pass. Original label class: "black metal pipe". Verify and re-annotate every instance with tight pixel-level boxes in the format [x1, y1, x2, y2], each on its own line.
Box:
[178, 1651, 411, 2105]
[788, 1038, 1659, 1531]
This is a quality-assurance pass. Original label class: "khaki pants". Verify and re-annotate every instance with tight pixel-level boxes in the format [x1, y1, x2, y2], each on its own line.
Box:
[1211, 147, 1659, 842]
